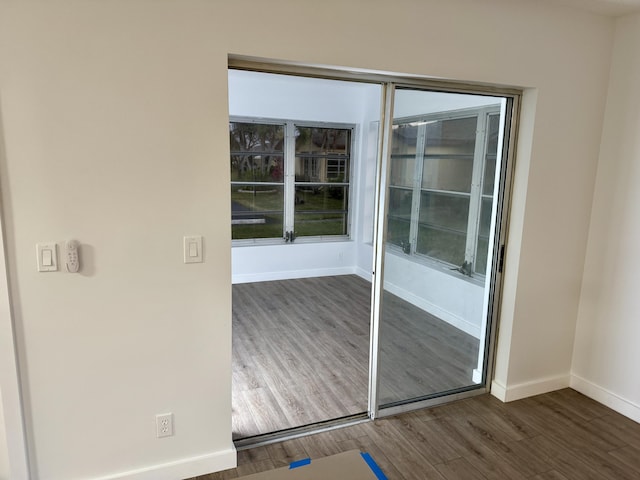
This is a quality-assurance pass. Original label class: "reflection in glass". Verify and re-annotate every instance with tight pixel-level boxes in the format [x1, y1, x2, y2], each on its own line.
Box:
[391, 124, 418, 155]
[379, 88, 505, 407]
[416, 226, 467, 265]
[475, 113, 500, 273]
[418, 192, 470, 233]
[416, 192, 469, 265]
[475, 198, 493, 274]
[483, 114, 500, 195]
[425, 117, 477, 155]
[421, 157, 473, 192]
[421, 116, 476, 193]
[388, 187, 413, 220]
[386, 217, 411, 250]
[390, 156, 416, 188]
[387, 187, 413, 249]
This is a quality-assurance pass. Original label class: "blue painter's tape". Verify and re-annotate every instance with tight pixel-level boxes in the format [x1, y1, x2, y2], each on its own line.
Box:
[361, 452, 388, 480]
[289, 458, 311, 469]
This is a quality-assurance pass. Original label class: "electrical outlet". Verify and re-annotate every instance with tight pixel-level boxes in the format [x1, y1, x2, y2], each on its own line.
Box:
[156, 413, 173, 438]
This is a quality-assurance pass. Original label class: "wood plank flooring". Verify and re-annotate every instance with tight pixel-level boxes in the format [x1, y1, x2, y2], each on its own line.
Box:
[191, 388, 640, 480]
[232, 275, 371, 438]
[232, 275, 479, 439]
[378, 289, 479, 403]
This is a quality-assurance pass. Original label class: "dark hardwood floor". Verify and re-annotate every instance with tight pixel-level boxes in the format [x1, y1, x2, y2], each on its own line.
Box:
[231, 274, 479, 439]
[192, 388, 640, 480]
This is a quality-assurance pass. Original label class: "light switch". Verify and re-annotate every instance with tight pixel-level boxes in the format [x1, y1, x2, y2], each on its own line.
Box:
[183, 235, 203, 263]
[42, 249, 53, 266]
[36, 243, 58, 272]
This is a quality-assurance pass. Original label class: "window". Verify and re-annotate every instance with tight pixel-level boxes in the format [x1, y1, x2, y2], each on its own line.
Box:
[230, 119, 353, 242]
[387, 107, 500, 276]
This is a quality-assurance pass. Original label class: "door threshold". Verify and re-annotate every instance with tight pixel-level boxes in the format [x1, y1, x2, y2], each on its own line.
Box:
[234, 413, 370, 451]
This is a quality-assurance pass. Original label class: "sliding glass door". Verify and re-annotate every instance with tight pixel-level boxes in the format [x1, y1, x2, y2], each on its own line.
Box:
[373, 86, 512, 410]
[228, 60, 519, 440]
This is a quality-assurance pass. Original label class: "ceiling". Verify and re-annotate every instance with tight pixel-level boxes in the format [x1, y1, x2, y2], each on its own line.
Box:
[544, 0, 640, 16]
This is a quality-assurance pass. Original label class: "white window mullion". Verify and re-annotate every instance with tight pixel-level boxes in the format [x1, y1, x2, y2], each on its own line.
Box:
[284, 122, 297, 238]
[465, 112, 488, 267]
[409, 123, 427, 254]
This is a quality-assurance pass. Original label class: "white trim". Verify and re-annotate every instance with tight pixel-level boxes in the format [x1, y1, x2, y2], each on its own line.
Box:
[384, 280, 481, 339]
[90, 448, 236, 480]
[367, 82, 395, 420]
[570, 374, 640, 424]
[490, 374, 569, 402]
[490, 379, 507, 401]
[232, 266, 356, 284]
[0, 205, 30, 478]
[355, 266, 372, 282]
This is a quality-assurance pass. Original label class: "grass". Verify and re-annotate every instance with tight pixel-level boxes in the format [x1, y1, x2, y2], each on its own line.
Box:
[231, 187, 347, 239]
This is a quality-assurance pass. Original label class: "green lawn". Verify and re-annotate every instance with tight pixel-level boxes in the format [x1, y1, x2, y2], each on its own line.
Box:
[231, 187, 348, 239]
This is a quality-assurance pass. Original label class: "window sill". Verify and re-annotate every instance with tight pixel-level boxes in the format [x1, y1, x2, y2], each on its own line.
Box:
[384, 245, 486, 287]
[232, 236, 352, 248]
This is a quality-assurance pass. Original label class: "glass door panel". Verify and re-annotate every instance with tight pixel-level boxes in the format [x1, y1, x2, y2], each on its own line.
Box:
[377, 88, 506, 406]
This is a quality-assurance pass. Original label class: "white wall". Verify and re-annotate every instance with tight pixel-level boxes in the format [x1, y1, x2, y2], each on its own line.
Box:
[0, 4, 237, 480]
[353, 88, 382, 281]
[383, 252, 484, 338]
[0, 389, 8, 480]
[571, 13, 640, 422]
[394, 90, 502, 117]
[233, 242, 358, 283]
[229, 70, 375, 124]
[231, 73, 489, 336]
[229, 70, 380, 283]
[0, 1, 614, 479]
[0, 103, 28, 478]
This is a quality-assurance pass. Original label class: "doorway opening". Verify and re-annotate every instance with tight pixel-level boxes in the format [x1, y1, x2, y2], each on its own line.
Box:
[228, 64, 519, 442]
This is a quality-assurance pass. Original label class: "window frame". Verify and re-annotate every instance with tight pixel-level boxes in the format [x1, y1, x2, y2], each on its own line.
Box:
[230, 116, 356, 246]
[387, 105, 501, 278]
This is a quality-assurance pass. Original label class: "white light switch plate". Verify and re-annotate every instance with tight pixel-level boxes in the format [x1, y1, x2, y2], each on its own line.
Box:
[183, 236, 203, 263]
[36, 243, 58, 272]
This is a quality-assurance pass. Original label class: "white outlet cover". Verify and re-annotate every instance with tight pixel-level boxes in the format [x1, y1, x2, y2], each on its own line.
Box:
[155, 413, 173, 438]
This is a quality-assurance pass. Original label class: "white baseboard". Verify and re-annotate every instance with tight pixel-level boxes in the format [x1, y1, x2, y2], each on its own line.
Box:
[384, 281, 481, 339]
[491, 374, 570, 402]
[355, 266, 372, 282]
[490, 379, 508, 401]
[233, 267, 356, 284]
[92, 447, 236, 480]
[570, 374, 640, 423]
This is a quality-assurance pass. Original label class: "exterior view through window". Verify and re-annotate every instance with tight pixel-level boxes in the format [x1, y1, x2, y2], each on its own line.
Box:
[230, 120, 352, 242]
